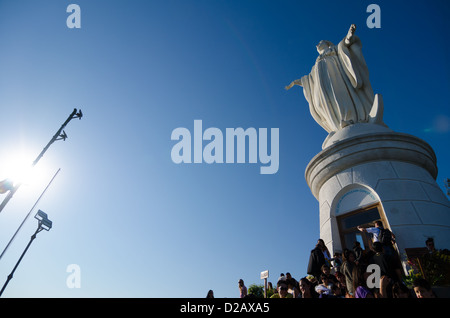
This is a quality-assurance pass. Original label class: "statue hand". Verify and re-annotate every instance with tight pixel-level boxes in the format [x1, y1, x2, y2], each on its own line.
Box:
[349, 24, 356, 35]
[345, 24, 356, 45]
[285, 79, 302, 90]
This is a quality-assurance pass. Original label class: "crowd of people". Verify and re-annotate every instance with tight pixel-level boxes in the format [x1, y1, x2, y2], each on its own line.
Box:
[218, 221, 442, 299]
[274, 222, 438, 298]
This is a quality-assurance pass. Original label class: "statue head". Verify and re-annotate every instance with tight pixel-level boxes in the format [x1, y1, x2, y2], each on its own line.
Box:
[316, 40, 333, 54]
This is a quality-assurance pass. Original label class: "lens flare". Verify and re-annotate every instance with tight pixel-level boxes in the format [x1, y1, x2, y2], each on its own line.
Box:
[0, 150, 47, 187]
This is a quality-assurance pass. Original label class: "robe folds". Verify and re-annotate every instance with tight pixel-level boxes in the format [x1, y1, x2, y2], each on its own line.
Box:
[300, 35, 375, 133]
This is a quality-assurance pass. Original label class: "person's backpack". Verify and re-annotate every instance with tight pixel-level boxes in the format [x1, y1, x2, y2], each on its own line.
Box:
[378, 228, 392, 245]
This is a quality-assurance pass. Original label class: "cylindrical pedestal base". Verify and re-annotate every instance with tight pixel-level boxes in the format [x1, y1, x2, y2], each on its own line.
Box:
[305, 125, 450, 259]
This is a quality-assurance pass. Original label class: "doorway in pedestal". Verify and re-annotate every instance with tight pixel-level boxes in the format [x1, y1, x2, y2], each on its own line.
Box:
[337, 204, 385, 251]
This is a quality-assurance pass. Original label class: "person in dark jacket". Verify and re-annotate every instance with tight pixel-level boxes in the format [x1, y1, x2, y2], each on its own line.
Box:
[353, 241, 363, 265]
[307, 243, 326, 280]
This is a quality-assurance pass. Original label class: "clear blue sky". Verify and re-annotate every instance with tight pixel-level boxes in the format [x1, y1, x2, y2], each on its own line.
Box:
[0, 0, 448, 298]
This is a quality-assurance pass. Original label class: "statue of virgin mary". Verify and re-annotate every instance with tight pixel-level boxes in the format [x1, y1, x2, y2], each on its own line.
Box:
[286, 24, 384, 133]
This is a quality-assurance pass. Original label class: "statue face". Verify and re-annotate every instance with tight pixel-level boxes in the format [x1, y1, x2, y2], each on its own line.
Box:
[316, 40, 329, 54]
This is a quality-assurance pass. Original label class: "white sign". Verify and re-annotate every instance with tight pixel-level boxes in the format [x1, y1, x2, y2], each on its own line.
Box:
[260, 270, 269, 279]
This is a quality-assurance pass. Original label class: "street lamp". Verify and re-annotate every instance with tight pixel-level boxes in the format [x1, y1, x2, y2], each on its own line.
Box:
[0, 108, 82, 215]
[34, 210, 53, 231]
[0, 210, 52, 297]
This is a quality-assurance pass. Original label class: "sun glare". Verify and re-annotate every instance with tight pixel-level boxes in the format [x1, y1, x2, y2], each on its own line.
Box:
[0, 151, 48, 187]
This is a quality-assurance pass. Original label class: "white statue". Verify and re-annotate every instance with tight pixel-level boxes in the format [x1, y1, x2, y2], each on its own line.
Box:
[286, 24, 384, 133]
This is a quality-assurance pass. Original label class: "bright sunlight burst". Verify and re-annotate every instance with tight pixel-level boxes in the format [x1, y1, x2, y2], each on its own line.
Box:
[0, 150, 47, 188]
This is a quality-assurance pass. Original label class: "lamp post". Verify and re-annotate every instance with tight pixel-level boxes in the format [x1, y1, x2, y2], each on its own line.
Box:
[0, 169, 60, 261]
[0, 210, 52, 297]
[0, 108, 82, 215]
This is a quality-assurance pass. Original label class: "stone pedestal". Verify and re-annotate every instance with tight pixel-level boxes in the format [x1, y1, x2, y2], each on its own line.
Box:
[305, 123, 450, 259]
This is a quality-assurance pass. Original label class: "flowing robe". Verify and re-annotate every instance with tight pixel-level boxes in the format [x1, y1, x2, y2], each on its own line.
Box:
[300, 36, 374, 133]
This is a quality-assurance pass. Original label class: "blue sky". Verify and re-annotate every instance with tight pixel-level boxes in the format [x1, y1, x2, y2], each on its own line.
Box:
[0, 0, 448, 298]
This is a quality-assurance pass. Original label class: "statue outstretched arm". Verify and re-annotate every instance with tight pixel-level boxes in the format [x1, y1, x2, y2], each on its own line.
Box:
[344, 24, 356, 46]
[285, 78, 303, 90]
